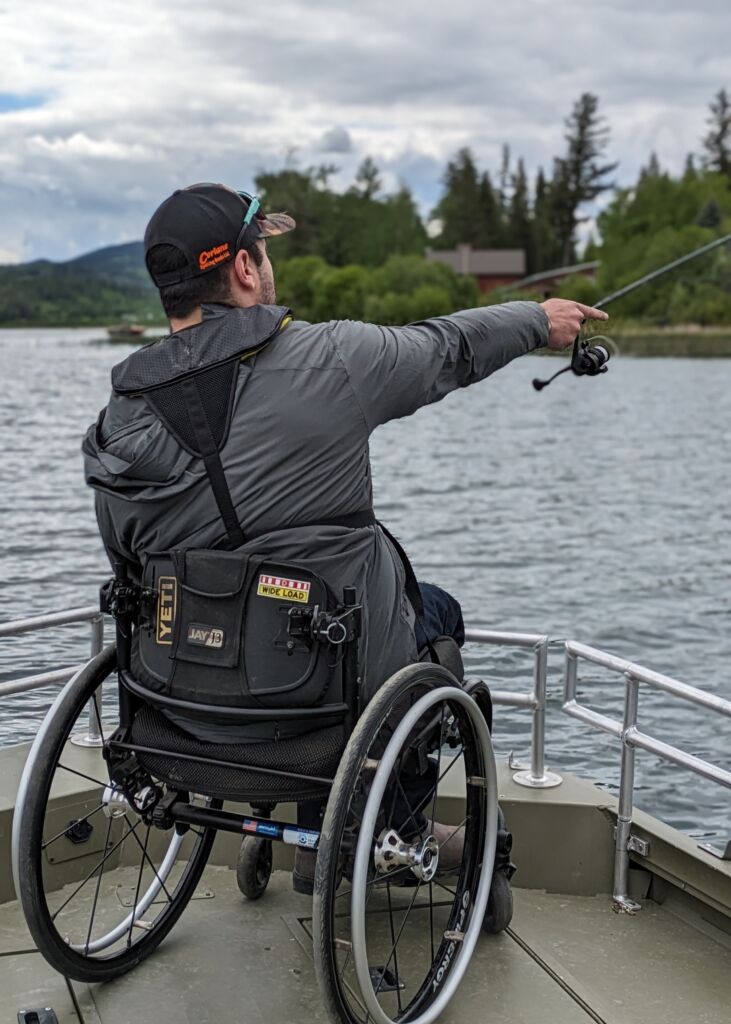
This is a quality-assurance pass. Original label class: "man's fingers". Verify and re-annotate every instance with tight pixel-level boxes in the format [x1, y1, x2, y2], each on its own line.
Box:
[575, 302, 609, 320]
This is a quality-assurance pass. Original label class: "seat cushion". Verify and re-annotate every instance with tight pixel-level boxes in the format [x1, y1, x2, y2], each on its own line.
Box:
[129, 704, 344, 803]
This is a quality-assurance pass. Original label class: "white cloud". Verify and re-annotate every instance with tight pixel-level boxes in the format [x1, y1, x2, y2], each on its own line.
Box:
[0, 0, 728, 261]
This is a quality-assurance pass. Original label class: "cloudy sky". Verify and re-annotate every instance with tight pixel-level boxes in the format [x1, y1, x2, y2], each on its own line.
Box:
[0, 0, 728, 263]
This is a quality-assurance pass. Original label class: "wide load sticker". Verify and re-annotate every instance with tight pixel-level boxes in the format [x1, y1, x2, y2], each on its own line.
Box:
[257, 574, 311, 603]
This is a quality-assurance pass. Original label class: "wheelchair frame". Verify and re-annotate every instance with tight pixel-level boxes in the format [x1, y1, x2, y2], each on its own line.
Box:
[12, 563, 509, 1024]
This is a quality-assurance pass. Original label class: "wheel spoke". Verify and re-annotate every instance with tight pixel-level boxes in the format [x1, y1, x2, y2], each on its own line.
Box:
[42, 802, 105, 850]
[125, 819, 174, 903]
[428, 705, 447, 830]
[127, 825, 151, 949]
[392, 771, 424, 839]
[91, 691, 106, 745]
[84, 817, 113, 954]
[436, 746, 464, 788]
[385, 882, 402, 1013]
[51, 820, 140, 921]
[374, 878, 424, 996]
[57, 763, 109, 789]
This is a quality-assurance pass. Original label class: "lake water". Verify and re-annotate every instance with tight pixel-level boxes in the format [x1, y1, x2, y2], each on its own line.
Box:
[0, 328, 729, 834]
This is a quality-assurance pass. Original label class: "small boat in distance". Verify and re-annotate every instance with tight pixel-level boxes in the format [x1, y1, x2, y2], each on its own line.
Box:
[106, 323, 146, 341]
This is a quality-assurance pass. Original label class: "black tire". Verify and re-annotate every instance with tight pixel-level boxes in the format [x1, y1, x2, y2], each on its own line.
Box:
[482, 870, 513, 934]
[12, 645, 218, 983]
[236, 836, 272, 900]
[313, 663, 498, 1024]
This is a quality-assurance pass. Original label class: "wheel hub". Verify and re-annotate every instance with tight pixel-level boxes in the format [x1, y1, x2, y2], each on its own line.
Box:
[374, 828, 440, 882]
[102, 783, 130, 818]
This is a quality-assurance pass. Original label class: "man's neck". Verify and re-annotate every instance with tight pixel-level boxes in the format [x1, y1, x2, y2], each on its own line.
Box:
[169, 307, 203, 333]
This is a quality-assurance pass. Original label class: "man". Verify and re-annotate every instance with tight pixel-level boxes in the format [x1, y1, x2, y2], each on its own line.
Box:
[83, 182, 607, 891]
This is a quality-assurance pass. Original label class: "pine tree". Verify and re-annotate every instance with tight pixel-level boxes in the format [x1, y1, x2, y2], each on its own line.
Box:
[702, 88, 731, 180]
[477, 171, 502, 246]
[696, 197, 722, 229]
[530, 167, 554, 272]
[552, 93, 617, 265]
[353, 156, 382, 199]
[508, 158, 532, 259]
[432, 148, 483, 247]
[640, 152, 661, 179]
[498, 144, 511, 232]
[683, 153, 698, 181]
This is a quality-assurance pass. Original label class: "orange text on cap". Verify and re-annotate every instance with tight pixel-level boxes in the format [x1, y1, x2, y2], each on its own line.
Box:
[198, 242, 231, 271]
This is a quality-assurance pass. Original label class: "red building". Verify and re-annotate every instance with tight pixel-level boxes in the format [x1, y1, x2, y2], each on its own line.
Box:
[426, 245, 526, 293]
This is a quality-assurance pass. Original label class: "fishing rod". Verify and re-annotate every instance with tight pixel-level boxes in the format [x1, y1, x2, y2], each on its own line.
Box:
[532, 231, 731, 391]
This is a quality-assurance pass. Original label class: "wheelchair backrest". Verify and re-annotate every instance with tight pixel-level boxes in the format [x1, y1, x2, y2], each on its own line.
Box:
[135, 549, 342, 712]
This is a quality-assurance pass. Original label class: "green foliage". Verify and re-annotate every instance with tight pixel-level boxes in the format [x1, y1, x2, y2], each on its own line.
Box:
[273, 255, 328, 322]
[0, 244, 163, 327]
[702, 88, 731, 179]
[310, 264, 370, 321]
[555, 274, 602, 306]
[256, 164, 426, 268]
[597, 169, 731, 323]
[3, 92, 731, 331]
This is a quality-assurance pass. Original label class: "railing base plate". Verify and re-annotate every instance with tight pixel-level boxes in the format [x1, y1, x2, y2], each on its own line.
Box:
[512, 769, 563, 789]
[70, 732, 104, 748]
[612, 895, 641, 914]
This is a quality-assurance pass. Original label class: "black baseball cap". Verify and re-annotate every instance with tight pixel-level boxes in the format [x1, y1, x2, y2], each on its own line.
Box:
[144, 183, 296, 287]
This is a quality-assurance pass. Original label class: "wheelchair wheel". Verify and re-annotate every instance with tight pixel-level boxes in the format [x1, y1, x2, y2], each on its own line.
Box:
[313, 663, 498, 1024]
[236, 836, 272, 900]
[12, 645, 219, 983]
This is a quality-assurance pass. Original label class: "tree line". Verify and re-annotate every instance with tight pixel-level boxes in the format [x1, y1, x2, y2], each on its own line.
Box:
[0, 88, 728, 328]
[261, 87, 730, 326]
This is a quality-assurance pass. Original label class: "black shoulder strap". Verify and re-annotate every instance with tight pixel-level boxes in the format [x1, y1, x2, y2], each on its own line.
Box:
[180, 376, 245, 548]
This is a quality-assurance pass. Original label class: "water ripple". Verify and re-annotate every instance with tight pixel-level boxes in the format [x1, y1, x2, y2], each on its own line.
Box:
[0, 329, 729, 834]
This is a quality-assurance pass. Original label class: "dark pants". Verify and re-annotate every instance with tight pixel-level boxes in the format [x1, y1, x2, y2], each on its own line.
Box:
[298, 582, 464, 831]
[413, 582, 465, 652]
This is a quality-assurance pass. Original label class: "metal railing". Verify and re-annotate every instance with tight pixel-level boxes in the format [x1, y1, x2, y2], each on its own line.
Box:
[464, 628, 561, 788]
[2, 606, 730, 914]
[563, 640, 731, 911]
[0, 606, 106, 746]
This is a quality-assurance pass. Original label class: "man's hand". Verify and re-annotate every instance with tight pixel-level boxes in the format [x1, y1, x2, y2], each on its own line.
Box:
[541, 298, 609, 350]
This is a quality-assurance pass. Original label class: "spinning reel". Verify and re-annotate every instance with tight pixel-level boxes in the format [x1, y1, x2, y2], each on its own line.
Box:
[531, 232, 731, 393]
[533, 334, 611, 391]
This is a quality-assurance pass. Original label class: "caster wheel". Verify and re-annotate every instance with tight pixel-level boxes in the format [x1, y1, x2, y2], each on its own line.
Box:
[482, 870, 514, 934]
[236, 836, 273, 900]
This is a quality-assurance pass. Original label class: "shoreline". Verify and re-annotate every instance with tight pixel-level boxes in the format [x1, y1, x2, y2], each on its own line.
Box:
[2, 324, 731, 357]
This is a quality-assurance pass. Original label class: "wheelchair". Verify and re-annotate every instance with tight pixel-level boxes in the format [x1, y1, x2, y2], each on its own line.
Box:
[12, 554, 513, 1024]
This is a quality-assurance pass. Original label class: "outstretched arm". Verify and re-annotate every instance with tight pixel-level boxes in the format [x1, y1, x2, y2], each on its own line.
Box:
[330, 299, 607, 430]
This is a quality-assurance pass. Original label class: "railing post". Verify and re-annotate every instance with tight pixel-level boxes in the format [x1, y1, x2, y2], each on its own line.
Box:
[613, 672, 641, 912]
[70, 614, 105, 748]
[512, 637, 562, 789]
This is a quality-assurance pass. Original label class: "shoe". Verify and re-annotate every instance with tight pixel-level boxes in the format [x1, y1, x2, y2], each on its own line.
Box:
[293, 847, 316, 895]
[427, 819, 465, 874]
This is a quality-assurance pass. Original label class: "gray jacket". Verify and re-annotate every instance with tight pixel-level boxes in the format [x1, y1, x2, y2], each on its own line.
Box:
[83, 301, 549, 737]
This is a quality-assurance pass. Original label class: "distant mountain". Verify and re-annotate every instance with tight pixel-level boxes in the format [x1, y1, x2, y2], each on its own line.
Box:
[0, 241, 164, 327]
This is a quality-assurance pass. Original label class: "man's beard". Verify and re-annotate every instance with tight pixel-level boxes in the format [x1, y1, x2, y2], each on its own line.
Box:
[259, 272, 276, 305]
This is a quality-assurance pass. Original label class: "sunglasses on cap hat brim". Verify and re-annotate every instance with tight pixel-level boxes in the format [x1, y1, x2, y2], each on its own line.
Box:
[234, 191, 295, 251]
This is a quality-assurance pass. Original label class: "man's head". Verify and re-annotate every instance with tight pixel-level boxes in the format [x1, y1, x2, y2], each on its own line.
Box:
[144, 184, 295, 320]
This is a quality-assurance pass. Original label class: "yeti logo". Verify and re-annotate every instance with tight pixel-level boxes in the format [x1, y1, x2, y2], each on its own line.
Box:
[156, 577, 177, 645]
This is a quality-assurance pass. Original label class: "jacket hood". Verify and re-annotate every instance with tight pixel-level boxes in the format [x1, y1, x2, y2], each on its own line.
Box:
[83, 303, 289, 503]
[82, 391, 200, 501]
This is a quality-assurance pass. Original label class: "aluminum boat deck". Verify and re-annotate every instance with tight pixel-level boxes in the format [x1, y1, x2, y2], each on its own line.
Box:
[2, 761, 729, 1024]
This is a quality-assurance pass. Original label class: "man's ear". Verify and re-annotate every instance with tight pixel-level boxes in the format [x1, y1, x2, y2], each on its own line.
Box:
[232, 248, 257, 290]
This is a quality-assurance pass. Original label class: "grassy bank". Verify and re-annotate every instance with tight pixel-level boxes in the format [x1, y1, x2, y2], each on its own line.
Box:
[528, 325, 731, 357]
[597, 326, 731, 357]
